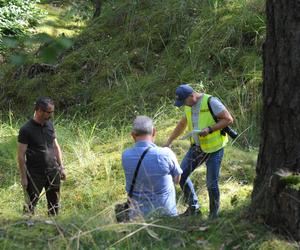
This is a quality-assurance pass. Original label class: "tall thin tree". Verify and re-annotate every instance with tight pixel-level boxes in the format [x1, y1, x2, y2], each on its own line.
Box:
[251, 0, 300, 240]
[92, 0, 102, 18]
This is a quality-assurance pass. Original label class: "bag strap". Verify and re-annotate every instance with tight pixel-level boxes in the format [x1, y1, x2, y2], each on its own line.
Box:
[207, 96, 228, 136]
[207, 96, 218, 123]
[128, 147, 151, 198]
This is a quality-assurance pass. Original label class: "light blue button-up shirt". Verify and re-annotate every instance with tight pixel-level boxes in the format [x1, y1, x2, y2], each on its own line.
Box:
[122, 140, 182, 217]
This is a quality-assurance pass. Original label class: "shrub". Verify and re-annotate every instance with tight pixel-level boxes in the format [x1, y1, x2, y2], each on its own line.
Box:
[0, 0, 45, 51]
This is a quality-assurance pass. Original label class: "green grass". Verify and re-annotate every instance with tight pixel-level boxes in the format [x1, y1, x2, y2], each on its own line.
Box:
[281, 175, 300, 191]
[1, 0, 265, 147]
[36, 3, 87, 37]
[0, 117, 298, 249]
[0, 1, 297, 248]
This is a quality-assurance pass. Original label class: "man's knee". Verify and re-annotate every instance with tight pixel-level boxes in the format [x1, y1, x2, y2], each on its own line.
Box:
[206, 179, 219, 190]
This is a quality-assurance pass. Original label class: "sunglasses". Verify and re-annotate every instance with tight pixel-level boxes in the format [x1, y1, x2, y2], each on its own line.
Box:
[42, 109, 54, 114]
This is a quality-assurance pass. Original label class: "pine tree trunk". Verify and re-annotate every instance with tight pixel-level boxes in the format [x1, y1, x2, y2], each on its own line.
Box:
[92, 0, 102, 18]
[251, 0, 300, 241]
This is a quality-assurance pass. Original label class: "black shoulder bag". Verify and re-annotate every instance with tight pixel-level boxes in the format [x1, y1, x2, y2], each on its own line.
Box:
[115, 147, 151, 222]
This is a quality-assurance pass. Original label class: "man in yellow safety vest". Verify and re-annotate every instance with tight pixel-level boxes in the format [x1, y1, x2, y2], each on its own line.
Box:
[164, 84, 234, 219]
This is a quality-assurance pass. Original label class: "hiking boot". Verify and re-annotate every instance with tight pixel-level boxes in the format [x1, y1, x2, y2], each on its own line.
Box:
[181, 207, 202, 217]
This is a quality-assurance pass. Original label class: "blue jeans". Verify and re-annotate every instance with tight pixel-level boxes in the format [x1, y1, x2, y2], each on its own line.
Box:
[179, 145, 224, 217]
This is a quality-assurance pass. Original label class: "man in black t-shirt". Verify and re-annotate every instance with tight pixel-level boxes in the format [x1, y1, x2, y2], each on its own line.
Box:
[17, 97, 66, 215]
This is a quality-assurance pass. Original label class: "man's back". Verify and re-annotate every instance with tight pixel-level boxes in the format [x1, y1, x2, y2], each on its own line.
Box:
[122, 140, 182, 217]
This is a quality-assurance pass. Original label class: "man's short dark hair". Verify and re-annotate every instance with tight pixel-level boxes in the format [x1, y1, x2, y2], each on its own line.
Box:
[34, 97, 54, 111]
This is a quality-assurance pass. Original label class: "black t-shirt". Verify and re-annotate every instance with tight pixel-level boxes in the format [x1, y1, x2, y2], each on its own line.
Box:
[18, 119, 58, 172]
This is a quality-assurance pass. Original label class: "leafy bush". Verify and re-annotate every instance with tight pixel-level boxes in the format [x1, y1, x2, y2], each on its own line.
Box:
[0, 0, 44, 51]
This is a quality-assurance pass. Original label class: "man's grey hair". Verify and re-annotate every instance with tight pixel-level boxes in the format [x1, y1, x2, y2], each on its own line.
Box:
[132, 115, 154, 136]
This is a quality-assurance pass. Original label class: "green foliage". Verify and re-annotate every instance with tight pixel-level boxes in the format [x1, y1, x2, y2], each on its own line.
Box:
[281, 175, 300, 190]
[31, 33, 74, 63]
[0, 0, 265, 147]
[0, 120, 18, 187]
[0, 2, 296, 248]
[61, 1, 94, 21]
[184, 0, 265, 146]
[0, 0, 45, 51]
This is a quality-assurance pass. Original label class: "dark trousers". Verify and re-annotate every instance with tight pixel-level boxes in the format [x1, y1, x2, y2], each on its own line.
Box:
[25, 168, 61, 215]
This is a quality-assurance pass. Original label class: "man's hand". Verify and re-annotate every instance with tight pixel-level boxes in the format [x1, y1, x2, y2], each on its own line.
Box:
[163, 116, 187, 148]
[18, 143, 28, 187]
[59, 166, 66, 181]
[199, 127, 210, 137]
[173, 175, 181, 185]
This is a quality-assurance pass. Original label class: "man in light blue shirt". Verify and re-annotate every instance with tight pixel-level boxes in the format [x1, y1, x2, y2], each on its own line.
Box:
[122, 116, 182, 218]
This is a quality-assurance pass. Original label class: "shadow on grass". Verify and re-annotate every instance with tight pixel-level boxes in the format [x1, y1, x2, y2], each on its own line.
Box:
[0, 199, 297, 250]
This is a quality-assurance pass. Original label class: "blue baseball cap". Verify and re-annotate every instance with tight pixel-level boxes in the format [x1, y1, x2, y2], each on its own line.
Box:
[174, 84, 194, 107]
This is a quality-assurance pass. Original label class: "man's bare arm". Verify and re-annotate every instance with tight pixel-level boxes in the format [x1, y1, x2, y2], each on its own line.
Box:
[200, 109, 234, 137]
[213, 109, 234, 131]
[173, 175, 181, 185]
[164, 116, 187, 147]
[17, 143, 28, 187]
[54, 139, 66, 180]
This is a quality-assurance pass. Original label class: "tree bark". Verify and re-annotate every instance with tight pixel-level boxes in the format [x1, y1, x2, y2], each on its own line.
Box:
[251, 0, 300, 241]
[92, 0, 102, 18]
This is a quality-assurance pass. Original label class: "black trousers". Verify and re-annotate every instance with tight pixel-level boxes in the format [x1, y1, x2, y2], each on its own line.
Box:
[25, 168, 61, 215]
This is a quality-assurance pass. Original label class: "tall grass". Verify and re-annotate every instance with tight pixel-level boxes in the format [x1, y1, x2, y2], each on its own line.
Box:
[185, 0, 265, 148]
[1, 0, 265, 148]
[0, 114, 298, 249]
[1, 1, 296, 248]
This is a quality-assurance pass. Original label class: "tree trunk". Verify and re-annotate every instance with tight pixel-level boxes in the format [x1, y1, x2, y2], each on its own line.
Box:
[251, 0, 300, 240]
[92, 0, 102, 18]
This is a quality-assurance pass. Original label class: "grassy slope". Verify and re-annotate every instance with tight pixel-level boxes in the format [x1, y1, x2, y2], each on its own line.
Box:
[36, 3, 86, 37]
[2, 0, 264, 146]
[0, 0, 298, 249]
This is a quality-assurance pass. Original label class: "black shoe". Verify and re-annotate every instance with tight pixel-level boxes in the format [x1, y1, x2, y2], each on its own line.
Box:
[181, 207, 202, 217]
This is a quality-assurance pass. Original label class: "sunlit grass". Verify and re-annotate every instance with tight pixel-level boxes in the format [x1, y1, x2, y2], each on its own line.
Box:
[0, 0, 297, 248]
[36, 4, 87, 37]
[0, 116, 297, 249]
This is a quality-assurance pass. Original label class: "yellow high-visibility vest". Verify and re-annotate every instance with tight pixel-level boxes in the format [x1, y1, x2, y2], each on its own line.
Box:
[184, 94, 228, 153]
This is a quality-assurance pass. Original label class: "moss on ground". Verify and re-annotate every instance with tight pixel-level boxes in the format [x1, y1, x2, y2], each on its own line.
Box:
[281, 175, 300, 191]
